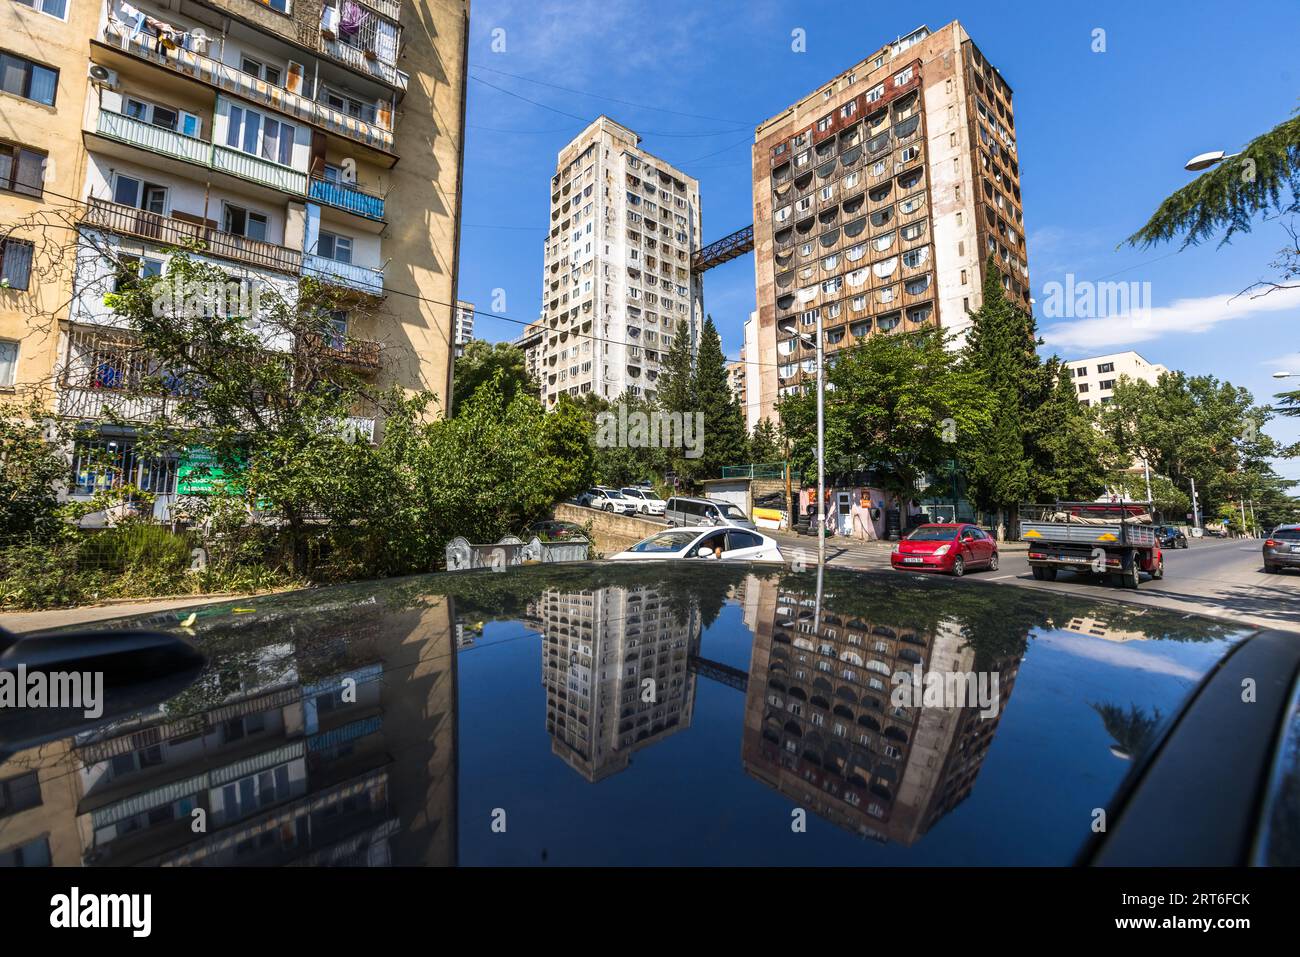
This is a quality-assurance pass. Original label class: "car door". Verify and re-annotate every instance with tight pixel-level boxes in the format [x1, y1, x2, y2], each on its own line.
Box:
[960, 527, 983, 564]
[722, 529, 766, 560]
[689, 530, 728, 558]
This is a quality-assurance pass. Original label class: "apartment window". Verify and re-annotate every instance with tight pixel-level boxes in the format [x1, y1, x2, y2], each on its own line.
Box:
[1077, 383, 1089, 393]
[0, 772, 42, 816]
[112, 175, 167, 214]
[840, 101, 857, 119]
[14, 0, 67, 17]
[1075, 366, 1087, 377]
[0, 338, 16, 387]
[223, 203, 269, 241]
[817, 115, 833, 132]
[0, 141, 45, 196]
[241, 57, 282, 87]
[0, 836, 49, 867]
[226, 105, 297, 166]
[1099, 379, 1115, 390]
[0, 51, 56, 106]
[0, 237, 33, 290]
[316, 231, 353, 264]
[1097, 362, 1115, 373]
[125, 96, 202, 137]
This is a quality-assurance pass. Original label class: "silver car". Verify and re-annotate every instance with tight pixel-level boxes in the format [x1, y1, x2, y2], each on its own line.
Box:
[1263, 525, 1300, 573]
[664, 496, 756, 530]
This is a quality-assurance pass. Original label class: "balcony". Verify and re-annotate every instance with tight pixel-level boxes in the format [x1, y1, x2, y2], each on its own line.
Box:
[99, 17, 396, 155]
[303, 254, 385, 296]
[81, 198, 302, 274]
[312, 332, 382, 369]
[309, 176, 385, 221]
[94, 109, 210, 166]
[318, 3, 408, 92]
[213, 144, 307, 194]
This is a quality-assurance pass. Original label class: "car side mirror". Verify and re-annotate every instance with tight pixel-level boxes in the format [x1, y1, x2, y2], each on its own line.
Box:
[696, 547, 714, 558]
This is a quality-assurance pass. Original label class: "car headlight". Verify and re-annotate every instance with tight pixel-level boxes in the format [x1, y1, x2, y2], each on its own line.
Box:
[934, 544, 949, 556]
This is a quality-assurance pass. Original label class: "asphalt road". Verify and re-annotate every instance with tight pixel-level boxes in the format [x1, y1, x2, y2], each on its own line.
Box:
[772, 531, 1300, 635]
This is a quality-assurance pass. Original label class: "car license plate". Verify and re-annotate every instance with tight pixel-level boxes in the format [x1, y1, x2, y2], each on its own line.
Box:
[1291, 545, 1300, 553]
[903, 557, 923, 564]
[1057, 554, 1088, 563]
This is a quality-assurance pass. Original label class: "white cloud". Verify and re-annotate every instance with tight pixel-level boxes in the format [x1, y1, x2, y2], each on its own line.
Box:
[1263, 351, 1300, 370]
[1040, 284, 1300, 350]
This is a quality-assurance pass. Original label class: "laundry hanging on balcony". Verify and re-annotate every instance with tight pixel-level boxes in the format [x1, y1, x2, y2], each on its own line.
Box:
[339, 1, 370, 35]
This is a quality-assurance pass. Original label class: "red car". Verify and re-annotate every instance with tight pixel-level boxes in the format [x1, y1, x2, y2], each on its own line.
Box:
[890, 523, 998, 576]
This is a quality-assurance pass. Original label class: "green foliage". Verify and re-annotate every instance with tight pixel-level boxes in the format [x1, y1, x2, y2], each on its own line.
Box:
[777, 327, 989, 501]
[1028, 358, 1109, 501]
[1127, 111, 1300, 248]
[0, 399, 77, 541]
[684, 316, 748, 482]
[451, 339, 536, 415]
[748, 417, 782, 464]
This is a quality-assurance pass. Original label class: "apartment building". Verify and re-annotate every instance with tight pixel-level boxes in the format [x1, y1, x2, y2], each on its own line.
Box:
[511, 317, 544, 397]
[751, 22, 1031, 424]
[1066, 350, 1168, 408]
[739, 310, 761, 431]
[540, 583, 699, 782]
[539, 115, 702, 408]
[0, 0, 469, 517]
[454, 298, 474, 356]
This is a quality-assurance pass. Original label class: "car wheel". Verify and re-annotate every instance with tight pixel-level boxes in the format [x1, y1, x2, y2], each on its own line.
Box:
[951, 557, 965, 577]
[1032, 566, 1045, 580]
[1264, 564, 1276, 574]
[1122, 560, 1140, 589]
[604, 503, 614, 512]
[988, 552, 999, 572]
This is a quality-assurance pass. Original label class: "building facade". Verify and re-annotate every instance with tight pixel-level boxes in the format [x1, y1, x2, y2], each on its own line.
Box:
[511, 317, 544, 398]
[454, 298, 474, 356]
[0, 0, 469, 518]
[1065, 350, 1168, 408]
[750, 22, 1031, 424]
[539, 116, 702, 408]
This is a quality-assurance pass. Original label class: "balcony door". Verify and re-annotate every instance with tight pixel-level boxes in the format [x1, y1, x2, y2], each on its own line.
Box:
[112, 174, 168, 239]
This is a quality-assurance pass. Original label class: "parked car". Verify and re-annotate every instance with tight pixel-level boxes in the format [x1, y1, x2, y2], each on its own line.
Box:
[890, 523, 999, 577]
[619, 487, 666, 515]
[526, 520, 587, 542]
[1156, 525, 1188, 549]
[664, 496, 756, 530]
[578, 488, 637, 514]
[607, 526, 783, 563]
[1263, 525, 1300, 574]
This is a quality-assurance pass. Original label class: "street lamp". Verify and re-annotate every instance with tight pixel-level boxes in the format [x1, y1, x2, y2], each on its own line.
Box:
[1183, 149, 1242, 172]
[1272, 371, 1299, 379]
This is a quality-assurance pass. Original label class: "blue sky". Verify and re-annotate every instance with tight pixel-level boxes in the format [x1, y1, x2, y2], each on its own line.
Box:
[455, 0, 1300, 480]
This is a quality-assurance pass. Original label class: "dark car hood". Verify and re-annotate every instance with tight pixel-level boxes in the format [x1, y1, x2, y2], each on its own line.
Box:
[13, 564, 1250, 866]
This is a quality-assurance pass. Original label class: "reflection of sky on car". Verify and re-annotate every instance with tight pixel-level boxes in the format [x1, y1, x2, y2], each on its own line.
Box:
[630, 532, 700, 552]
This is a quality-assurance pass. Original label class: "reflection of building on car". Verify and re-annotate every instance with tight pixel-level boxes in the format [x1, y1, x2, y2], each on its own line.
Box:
[607, 527, 784, 563]
[890, 524, 998, 576]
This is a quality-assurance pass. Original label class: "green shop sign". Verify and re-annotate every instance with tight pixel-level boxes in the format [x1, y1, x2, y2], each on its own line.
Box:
[177, 448, 246, 495]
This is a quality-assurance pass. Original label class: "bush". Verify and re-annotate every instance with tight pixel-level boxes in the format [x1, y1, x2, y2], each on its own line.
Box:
[0, 540, 91, 609]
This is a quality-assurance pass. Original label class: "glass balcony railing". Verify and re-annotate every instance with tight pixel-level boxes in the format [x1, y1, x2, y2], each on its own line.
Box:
[309, 176, 385, 221]
[303, 254, 385, 296]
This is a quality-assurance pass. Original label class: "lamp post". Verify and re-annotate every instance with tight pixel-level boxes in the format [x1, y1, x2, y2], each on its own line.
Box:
[1183, 150, 1243, 172]
[796, 321, 826, 570]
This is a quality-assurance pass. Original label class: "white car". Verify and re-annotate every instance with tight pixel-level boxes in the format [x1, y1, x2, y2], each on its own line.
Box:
[608, 526, 785, 563]
[580, 487, 637, 515]
[620, 487, 666, 515]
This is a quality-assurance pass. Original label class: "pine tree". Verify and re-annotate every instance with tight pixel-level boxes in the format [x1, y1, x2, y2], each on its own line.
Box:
[962, 257, 1041, 532]
[657, 318, 696, 416]
[688, 316, 748, 481]
[748, 418, 782, 464]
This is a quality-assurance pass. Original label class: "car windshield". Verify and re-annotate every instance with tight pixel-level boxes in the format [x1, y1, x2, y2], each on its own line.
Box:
[604, 490, 625, 499]
[18, 564, 1249, 866]
[628, 531, 700, 553]
[1273, 529, 1300, 541]
[907, 526, 959, 541]
[720, 504, 748, 519]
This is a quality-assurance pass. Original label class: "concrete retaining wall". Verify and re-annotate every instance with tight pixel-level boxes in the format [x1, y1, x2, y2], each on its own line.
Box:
[555, 503, 664, 555]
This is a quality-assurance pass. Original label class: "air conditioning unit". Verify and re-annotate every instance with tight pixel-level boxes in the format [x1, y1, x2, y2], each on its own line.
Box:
[87, 64, 119, 88]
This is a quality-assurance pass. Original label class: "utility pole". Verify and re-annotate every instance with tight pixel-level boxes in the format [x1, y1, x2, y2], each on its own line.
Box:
[1190, 477, 1201, 529]
[1240, 499, 1249, 538]
[1143, 457, 1153, 506]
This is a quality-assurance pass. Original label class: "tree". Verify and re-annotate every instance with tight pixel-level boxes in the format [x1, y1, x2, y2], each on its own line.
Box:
[657, 318, 696, 418]
[1127, 111, 1300, 249]
[961, 258, 1043, 530]
[1027, 358, 1108, 501]
[748, 417, 782, 464]
[0, 398, 76, 541]
[451, 340, 536, 415]
[687, 316, 747, 481]
[776, 328, 988, 505]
